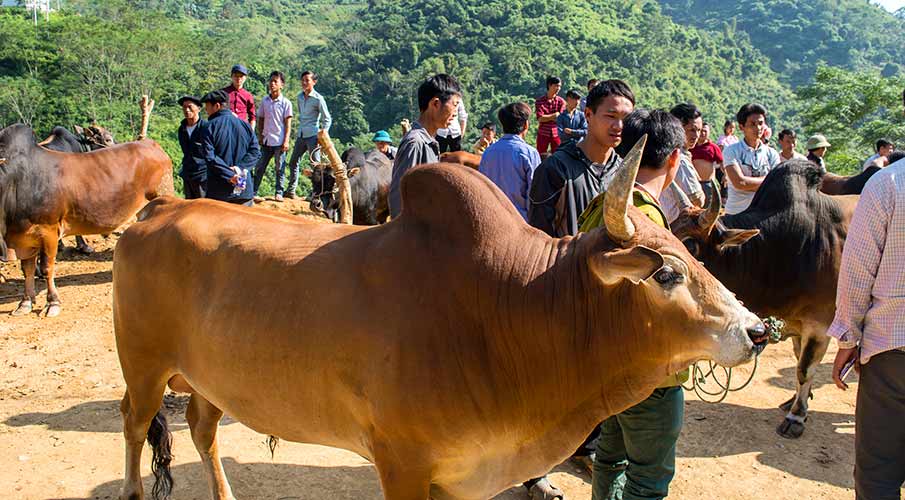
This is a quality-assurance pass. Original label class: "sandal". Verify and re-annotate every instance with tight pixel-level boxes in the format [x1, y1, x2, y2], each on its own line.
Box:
[527, 477, 564, 500]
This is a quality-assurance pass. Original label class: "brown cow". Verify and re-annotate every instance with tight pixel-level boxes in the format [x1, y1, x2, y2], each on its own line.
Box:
[113, 138, 767, 500]
[0, 124, 173, 317]
[670, 160, 857, 439]
[440, 150, 482, 169]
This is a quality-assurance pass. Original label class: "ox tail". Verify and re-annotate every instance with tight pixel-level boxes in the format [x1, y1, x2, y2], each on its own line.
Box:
[147, 410, 175, 500]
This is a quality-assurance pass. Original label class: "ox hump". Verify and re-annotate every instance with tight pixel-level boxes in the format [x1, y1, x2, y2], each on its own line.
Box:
[398, 163, 528, 238]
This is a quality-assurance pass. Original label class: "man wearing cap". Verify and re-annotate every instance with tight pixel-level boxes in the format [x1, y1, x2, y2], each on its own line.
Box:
[287, 70, 332, 201]
[371, 130, 397, 161]
[177, 95, 208, 199]
[201, 90, 261, 206]
[806, 134, 831, 174]
[222, 64, 256, 127]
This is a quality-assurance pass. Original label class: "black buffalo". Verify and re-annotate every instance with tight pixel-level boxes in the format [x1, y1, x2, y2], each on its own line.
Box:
[308, 147, 392, 225]
[671, 160, 858, 439]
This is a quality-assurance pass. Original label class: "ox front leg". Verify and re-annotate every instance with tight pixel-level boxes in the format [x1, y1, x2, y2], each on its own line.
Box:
[776, 330, 831, 439]
[42, 232, 62, 317]
[11, 256, 37, 316]
[186, 393, 235, 500]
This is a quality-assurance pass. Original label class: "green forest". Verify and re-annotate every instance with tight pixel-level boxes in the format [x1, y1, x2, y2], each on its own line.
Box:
[1, 0, 904, 196]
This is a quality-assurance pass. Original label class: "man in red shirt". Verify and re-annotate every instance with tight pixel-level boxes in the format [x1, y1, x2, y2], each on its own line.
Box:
[222, 64, 256, 128]
[535, 76, 566, 155]
[691, 121, 723, 204]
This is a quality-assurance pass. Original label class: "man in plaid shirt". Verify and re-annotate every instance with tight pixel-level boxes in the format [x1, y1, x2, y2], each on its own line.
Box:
[827, 157, 905, 499]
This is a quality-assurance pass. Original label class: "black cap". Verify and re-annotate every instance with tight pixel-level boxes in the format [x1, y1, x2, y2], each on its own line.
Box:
[231, 64, 248, 75]
[177, 95, 201, 107]
[200, 90, 229, 104]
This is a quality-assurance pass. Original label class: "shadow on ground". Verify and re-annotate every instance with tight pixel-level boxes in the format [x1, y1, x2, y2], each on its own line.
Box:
[3, 395, 239, 434]
[0, 270, 113, 307]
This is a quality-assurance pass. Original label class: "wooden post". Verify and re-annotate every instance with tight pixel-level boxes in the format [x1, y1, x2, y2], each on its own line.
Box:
[317, 130, 353, 224]
[137, 95, 155, 140]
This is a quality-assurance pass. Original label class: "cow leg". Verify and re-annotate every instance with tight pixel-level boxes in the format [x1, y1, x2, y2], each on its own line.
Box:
[120, 378, 170, 500]
[186, 393, 235, 500]
[11, 256, 37, 316]
[374, 446, 432, 500]
[776, 329, 830, 439]
[779, 336, 803, 412]
[42, 234, 62, 317]
[75, 235, 94, 254]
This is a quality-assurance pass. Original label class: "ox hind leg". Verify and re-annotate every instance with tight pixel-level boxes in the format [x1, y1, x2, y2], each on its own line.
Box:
[120, 377, 172, 500]
[41, 231, 62, 317]
[11, 256, 37, 316]
[185, 393, 235, 500]
[776, 327, 831, 439]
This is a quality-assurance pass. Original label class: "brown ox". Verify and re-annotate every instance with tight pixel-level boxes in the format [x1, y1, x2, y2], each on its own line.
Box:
[113, 138, 766, 500]
[440, 150, 482, 169]
[670, 160, 857, 439]
[0, 123, 173, 317]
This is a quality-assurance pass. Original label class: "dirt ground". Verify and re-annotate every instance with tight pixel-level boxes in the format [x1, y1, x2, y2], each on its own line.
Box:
[0, 198, 875, 499]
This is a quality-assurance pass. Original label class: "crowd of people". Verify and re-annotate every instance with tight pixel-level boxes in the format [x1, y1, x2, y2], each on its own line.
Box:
[174, 66, 904, 500]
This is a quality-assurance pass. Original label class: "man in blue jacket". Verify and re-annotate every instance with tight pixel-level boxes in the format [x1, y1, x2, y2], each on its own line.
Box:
[201, 90, 261, 205]
[177, 95, 208, 199]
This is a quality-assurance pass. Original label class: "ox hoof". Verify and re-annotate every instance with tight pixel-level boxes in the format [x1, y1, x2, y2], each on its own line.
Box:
[11, 300, 33, 316]
[43, 302, 62, 318]
[776, 417, 805, 439]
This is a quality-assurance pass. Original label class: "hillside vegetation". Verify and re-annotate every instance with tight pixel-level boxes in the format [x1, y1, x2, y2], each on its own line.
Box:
[1, 0, 903, 187]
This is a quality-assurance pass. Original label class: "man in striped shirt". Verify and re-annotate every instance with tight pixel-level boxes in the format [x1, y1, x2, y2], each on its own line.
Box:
[828, 159, 905, 499]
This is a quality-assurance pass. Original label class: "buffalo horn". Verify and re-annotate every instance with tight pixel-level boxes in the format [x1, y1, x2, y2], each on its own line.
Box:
[604, 134, 647, 245]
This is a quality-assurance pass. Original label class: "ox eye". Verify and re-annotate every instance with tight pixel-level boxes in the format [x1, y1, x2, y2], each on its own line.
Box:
[653, 265, 684, 286]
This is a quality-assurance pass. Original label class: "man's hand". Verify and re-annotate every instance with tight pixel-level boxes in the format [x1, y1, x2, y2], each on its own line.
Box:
[281, 142, 290, 153]
[229, 166, 241, 186]
[832, 347, 860, 390]
[564, 128, 573, 136]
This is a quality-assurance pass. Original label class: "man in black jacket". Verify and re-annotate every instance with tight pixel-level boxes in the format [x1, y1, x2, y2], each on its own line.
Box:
[201, 90, 261, 205]
[177, 95, 208, 199]
[528, 80, 636, 237]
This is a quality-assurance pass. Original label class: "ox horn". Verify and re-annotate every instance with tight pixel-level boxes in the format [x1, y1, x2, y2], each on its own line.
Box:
[698, 181, 721, 230]
[604, 134, 647, 245]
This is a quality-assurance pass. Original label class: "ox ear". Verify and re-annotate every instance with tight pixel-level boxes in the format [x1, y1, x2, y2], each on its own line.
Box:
[716, 229, 759, 253]
[590, 246, 665, 286]
[348, 167, 361, 178]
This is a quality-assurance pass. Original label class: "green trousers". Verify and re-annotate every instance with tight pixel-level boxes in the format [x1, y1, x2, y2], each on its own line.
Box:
[592, 386, 684, 500]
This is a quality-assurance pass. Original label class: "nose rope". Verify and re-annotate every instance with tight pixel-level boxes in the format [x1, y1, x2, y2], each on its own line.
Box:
[682, 317, 783, 404]
[681, 357, 759, 404]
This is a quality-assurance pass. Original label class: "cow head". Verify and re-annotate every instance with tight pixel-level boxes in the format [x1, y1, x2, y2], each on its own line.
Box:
[591, 136, 766, 368]
[304, 147, 361, 222]
[669, 188, 759, 261]
[75, 124, 116, 150]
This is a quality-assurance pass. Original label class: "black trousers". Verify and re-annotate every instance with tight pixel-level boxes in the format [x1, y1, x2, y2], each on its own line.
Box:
[437, 135, 462, 153]
[183, 178, 206, 200]
[855, 348, 905, 500]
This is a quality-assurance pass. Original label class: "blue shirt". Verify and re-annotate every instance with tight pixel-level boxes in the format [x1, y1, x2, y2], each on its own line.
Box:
[556, 108, 587, 144]
[295, 89, 332, 139]
[204, 109, 261, 202]
[478, 134, 542, 220]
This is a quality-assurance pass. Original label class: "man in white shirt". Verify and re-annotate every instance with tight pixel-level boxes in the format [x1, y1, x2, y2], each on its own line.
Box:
[862, 138, 894, 170]
[253, 71, 293, 201]
[658, 103, 706, 223]
[827, 159, 905, 499]
[721, 103, 781, 215]
[436, 100, 468, 153]
[777, 129, 806, 162]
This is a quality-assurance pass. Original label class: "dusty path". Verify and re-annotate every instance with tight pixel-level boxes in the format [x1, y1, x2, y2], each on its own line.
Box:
[0, 199, 875, 499]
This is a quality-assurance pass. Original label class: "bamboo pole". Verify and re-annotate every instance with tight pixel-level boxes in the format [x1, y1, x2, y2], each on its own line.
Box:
[317, 130, 352, 224]
[137, 95, 155, 140]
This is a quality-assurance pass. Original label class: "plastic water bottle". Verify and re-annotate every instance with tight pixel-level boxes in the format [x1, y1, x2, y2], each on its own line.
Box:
[232, 168, 248, 195]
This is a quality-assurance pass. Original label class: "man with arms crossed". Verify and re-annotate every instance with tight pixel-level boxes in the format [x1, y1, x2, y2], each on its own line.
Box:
[721, 103, 781, 215]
